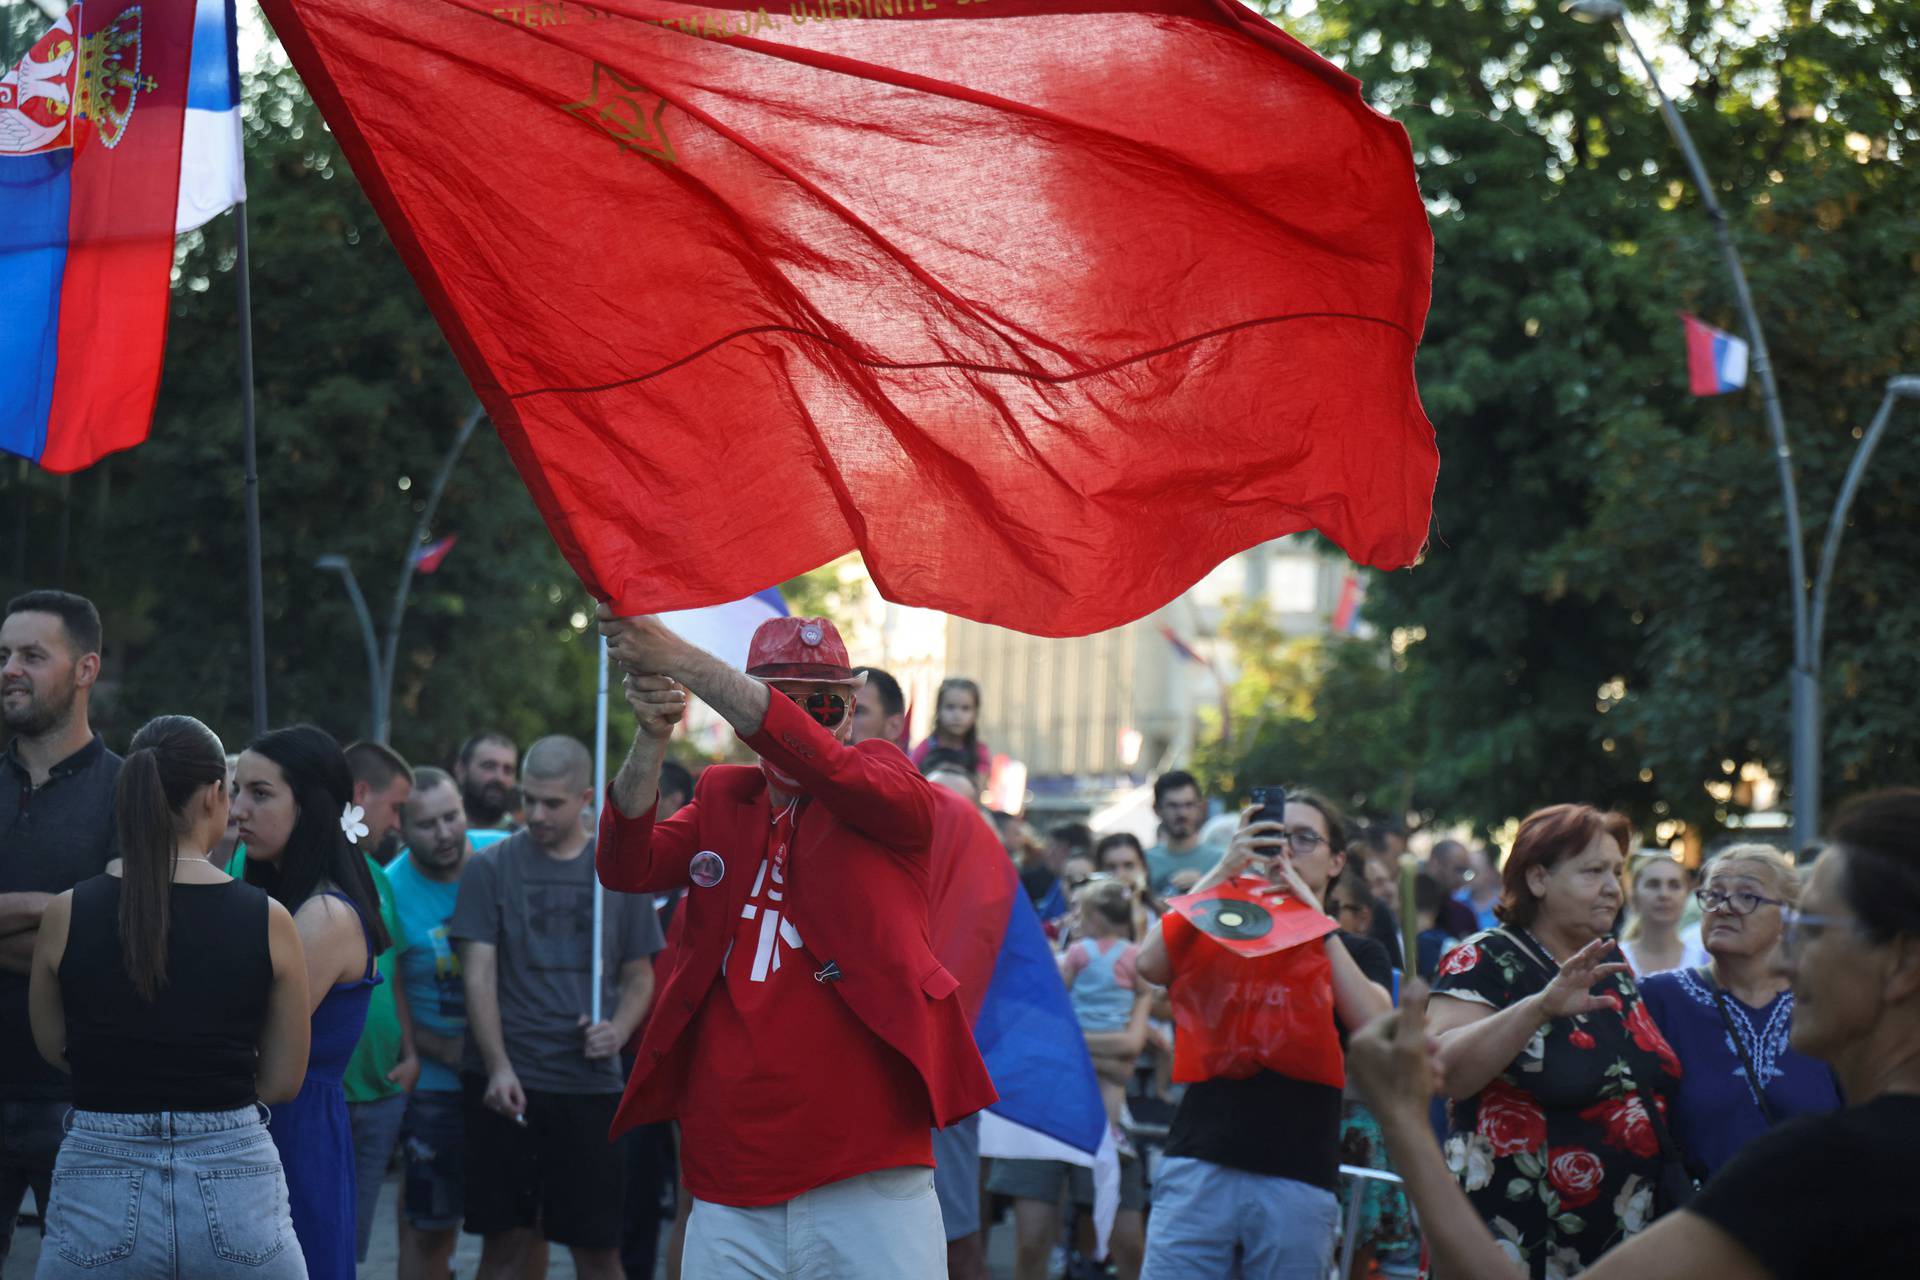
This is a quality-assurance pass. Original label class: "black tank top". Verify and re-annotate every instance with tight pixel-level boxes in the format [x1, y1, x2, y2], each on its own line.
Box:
[61, 872, 274, 1113]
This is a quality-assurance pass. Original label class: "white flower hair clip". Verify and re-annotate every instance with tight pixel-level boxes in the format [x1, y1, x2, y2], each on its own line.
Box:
[340, 802, 369, 846]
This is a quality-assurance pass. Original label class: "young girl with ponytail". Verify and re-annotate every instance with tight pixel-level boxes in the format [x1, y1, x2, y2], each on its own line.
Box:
[27, 715, 312, 1277]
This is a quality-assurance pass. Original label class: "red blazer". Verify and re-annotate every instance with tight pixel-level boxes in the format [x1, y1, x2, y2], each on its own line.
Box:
[597, 692, 998, 1140]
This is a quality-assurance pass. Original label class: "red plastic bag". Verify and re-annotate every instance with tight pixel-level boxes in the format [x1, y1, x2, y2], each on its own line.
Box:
[1162, 879, 1345, 1088]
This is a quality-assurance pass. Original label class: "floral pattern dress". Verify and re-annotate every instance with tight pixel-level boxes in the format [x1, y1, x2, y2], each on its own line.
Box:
[1432, 927, 1683, 1279]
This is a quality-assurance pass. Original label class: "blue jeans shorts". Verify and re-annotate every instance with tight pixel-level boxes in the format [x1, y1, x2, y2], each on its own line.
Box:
[38, 1105, 306, 1278]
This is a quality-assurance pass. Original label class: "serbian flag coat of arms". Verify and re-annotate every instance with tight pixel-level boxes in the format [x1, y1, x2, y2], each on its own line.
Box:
[1, 0, 197, 470]
[260, 0, 1438, 637]
[1162, 877, 1345, 1087]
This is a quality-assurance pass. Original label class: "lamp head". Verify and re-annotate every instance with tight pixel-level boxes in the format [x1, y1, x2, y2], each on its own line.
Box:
[1562, 0, 1626, 23]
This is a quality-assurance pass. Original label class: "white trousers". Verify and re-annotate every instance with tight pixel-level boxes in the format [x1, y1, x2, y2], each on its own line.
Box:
[681, 1166, 948, 1280]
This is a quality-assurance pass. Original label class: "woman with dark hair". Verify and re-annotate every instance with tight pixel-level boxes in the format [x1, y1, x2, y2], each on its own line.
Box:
[1135, 788, 1395, 1278]
[1425, 804, 1682, 1278]
[1351, 788, 1920, 1279]
[232, 724, 391, 1280]
[27, 715, 311, 1277]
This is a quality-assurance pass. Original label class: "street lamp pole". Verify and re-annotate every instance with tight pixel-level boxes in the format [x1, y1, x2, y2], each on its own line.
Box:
[315, 403, 487, 743]
[1564, 0, 1918, 850]
[315, 555, 385, 738]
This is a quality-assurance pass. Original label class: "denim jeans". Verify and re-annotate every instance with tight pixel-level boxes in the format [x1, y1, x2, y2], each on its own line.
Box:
[1140, 1155, 1339, 1280]
[347, 1093, 407, 1262]
[34, 1105, 307, 1279]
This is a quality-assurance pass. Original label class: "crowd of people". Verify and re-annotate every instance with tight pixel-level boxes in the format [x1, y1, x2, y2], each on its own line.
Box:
[3, 585, 1917, 1280]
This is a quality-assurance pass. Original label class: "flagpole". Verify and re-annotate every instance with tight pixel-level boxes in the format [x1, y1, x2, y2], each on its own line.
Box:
[591, 633, 609, 1025]
[236, 199, 269, 739]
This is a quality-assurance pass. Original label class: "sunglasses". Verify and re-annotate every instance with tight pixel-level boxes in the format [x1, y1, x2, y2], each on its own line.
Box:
[781, 688, 849, 728]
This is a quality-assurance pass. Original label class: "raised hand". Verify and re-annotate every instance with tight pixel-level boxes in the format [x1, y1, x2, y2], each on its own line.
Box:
[596, 605, 690, 678]
[623, 672, 687, 741]
[1536, 938, 1633, 1020]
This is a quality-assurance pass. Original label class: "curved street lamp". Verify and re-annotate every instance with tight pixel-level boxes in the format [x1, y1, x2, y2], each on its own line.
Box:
[1564, 0, 1916, 850]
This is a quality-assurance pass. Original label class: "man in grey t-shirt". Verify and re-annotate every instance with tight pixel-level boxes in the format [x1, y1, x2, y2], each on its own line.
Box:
[451, 735, 662, 1279]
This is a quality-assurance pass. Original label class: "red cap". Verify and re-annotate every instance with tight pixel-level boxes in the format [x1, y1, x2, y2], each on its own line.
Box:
[745, 616, 860, 683]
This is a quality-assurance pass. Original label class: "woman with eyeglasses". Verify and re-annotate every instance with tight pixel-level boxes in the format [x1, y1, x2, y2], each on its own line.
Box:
[1423, 804, 1681, 1278]
[1635, 846, 1840, 1179]
[1347, 788, 1920, 1280]
[1135, 790, 1394, 1279]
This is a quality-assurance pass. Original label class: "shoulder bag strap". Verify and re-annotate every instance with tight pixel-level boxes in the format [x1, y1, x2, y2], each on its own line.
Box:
[1703, 969, 1779, 1125]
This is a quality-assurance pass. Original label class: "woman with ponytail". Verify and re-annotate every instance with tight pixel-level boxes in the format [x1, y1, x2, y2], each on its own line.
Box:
[231, 723, 392, 1280]
[27, 715, 311, 1277]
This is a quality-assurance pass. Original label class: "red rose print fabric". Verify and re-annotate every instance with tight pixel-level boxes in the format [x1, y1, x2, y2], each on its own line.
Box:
[1433, 928, 1678, 1277]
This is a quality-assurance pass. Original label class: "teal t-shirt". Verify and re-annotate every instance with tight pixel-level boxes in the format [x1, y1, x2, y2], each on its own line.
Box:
[388, 831, 508, 1093]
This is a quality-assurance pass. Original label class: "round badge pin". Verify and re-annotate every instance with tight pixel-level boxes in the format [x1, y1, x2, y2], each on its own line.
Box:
[689, 850, 726, 889]
[800, 623, 823, 646]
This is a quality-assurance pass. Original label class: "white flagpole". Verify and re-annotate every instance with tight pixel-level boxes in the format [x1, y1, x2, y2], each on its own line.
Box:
[591, 633, 609, 1024]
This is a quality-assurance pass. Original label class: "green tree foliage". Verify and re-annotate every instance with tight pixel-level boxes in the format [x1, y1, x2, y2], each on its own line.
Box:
[1192, 604, 1419, 824]
[1220, 0, 1919, 835]
[3, 54, 600, 766]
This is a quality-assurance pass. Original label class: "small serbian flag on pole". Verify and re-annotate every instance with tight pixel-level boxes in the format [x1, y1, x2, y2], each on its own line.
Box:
[1330, 572, 1366, 635]
[1682, 313, 1750, 397]
[1, 0, 196, 471]
[410, 534, 458, 574]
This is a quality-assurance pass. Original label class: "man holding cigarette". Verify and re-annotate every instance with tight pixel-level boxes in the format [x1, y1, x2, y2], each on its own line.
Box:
[451, 735, 664, 1280]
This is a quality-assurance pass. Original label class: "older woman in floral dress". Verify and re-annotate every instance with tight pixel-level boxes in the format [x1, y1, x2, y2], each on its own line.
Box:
[1428, 805, 1683, 1279]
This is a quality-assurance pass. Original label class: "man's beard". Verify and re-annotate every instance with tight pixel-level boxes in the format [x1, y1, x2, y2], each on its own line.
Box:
[1, 681, 76, 738]
[463, 779, 512, 825]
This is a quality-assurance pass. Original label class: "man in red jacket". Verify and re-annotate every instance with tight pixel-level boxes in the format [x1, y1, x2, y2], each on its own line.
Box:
[594, 608, 996, 1279]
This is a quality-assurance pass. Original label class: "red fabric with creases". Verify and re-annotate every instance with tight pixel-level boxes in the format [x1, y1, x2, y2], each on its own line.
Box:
[1162, 900, 1345, 1088]
[260, 0, 1436, 634]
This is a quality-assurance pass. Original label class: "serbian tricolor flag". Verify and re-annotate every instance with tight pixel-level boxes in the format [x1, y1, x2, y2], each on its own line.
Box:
[1330, 570, 1366, 634]
[258, 0, 1438, 637]
[925, 787, 1120, 1245]
[1682, 313, 1750, 397]
[410, 533, 460, 573]
[176, 0, 247, 235]
[1, 0, 196, 470]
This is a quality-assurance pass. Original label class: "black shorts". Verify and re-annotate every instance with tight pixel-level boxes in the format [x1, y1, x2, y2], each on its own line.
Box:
[460, 1076, 626, 1247]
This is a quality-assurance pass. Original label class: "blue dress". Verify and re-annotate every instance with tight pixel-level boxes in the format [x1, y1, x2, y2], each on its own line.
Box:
[268, 891, 380, 1280]
[1639, 967, 1842, 1177]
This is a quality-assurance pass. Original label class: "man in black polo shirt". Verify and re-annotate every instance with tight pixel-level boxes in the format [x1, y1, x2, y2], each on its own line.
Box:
[0, 590, 121, 1265]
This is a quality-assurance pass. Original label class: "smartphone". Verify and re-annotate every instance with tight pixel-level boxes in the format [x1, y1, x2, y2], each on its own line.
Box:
[1248, 786, 1287, 827]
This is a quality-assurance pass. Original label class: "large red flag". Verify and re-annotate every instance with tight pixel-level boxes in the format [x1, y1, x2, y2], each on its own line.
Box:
[260, 0, 1436, 635]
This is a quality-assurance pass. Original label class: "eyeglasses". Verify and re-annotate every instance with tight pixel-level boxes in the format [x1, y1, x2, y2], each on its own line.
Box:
[1277, 828, 1328, 855]
[1780, 907, 1857, 960]
[781, 689, 849, 728]
[1695, 887, 1786, 917]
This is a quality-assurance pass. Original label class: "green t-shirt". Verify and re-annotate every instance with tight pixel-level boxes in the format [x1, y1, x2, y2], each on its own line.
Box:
[225, 846, 409, 1103]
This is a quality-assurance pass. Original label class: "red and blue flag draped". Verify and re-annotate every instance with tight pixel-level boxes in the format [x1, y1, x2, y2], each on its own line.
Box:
[1, 0, 195, 471]
[923, 790, 1117, 1237]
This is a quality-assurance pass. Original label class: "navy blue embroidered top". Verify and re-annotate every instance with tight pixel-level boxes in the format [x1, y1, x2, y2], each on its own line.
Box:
[1639, 967, 1842, 1177]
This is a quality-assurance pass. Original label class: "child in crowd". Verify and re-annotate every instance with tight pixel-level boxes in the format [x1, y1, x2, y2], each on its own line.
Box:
[1061, 878, 1151, 1121]
[912, 677, 992, 779]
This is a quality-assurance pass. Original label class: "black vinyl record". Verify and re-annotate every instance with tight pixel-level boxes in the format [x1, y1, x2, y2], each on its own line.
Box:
[1188, 896, 1274, 941]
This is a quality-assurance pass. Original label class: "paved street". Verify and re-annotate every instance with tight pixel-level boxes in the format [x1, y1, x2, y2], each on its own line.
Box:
[6, 1170, 1022, 1278]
